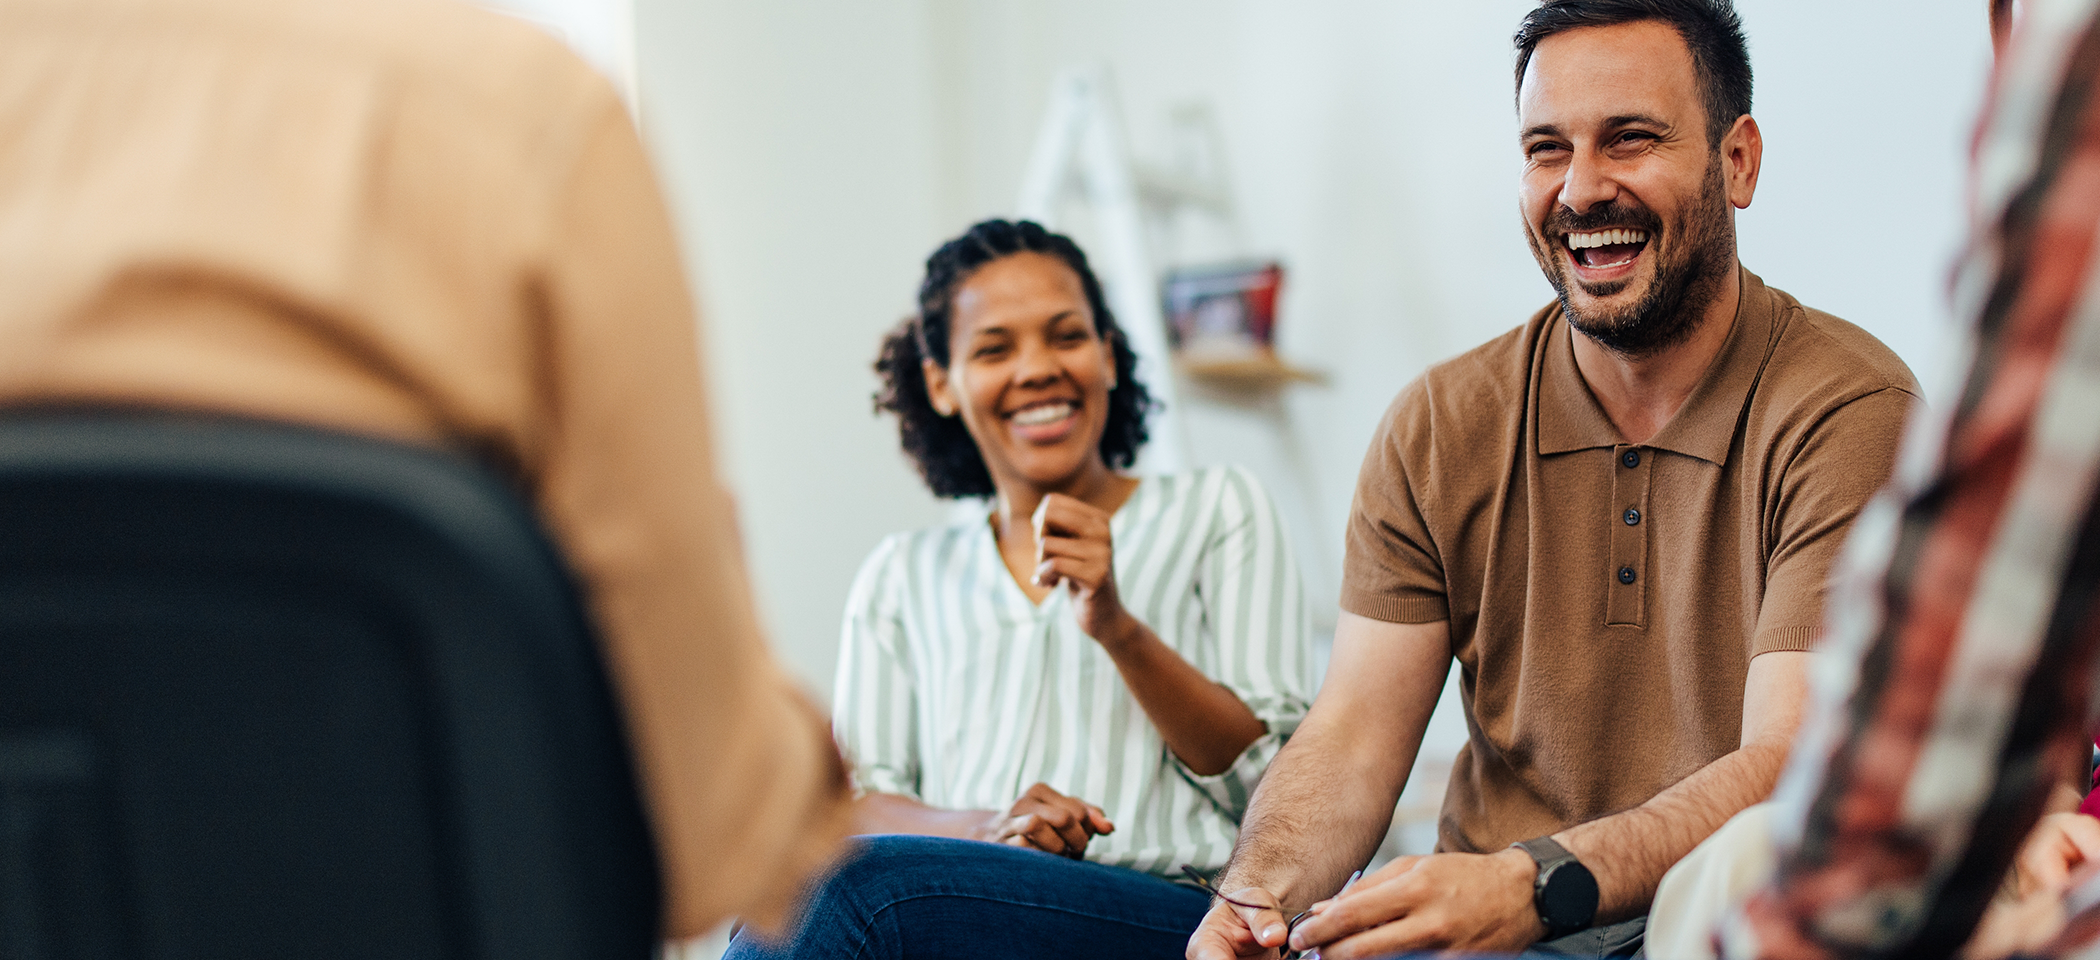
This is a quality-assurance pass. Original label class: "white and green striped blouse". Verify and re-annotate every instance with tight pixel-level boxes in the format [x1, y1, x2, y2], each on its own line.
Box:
[833, 465, 1314, 876]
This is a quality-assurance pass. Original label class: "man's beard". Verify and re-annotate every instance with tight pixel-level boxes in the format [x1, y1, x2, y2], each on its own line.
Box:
[1527, 157, 1736, 357]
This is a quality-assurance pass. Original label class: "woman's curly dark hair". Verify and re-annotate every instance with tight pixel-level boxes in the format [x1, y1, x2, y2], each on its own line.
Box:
[875, 219, 1156, 499]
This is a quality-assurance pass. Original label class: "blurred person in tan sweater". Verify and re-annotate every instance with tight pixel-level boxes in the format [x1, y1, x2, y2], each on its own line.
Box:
[0, 0, 850, 938]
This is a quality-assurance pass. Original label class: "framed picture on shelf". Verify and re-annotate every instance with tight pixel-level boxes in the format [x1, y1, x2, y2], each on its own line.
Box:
[1161, 260, 1284, 360]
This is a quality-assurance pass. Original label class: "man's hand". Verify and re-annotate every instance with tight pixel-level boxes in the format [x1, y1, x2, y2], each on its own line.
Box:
[1187, 885, 1293, 960]
[975, 782, 1114, 858]
[1183, 615, 1454, 960]
[1285, 849, 1545, 959]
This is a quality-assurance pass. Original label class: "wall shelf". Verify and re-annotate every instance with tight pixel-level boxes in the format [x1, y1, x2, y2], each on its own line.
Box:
[1175, 352, 1327, 391]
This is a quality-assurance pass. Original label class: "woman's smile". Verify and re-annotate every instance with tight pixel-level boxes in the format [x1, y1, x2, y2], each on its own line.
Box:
[1007, 398, 1081, 443]
[927, 250, 1120, 493]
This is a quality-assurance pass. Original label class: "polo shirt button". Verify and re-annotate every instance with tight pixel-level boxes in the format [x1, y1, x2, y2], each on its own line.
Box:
[1624, 507, 1641, 526]
[1617, 566, 1637, 585]
[1621, 450, 1641, 468]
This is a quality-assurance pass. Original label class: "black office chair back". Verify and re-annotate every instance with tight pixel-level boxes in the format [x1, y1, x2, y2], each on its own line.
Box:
[0, 413, 660, 960]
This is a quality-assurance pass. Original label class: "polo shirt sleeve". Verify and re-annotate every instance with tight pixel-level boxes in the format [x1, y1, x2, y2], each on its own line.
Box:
[831, 535, 922, 800]
[1341, 379, 1451, 623]
[1753, 387, 1920, 656]
[1177, 466, 1315, 819]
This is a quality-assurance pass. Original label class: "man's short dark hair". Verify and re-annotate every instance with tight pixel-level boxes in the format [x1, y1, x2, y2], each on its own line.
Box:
[1514, 0, 1753, 147]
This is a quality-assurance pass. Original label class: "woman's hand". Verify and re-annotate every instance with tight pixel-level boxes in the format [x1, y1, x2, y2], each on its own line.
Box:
[1032, 493, 1137, 647]
[2013, 810, 2100, 898]
[1029, 490, 1267, 776]
[976, 782, 1115, 858]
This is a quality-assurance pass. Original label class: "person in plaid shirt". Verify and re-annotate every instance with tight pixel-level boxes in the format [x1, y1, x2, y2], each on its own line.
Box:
[1707, 0, 2100, 956]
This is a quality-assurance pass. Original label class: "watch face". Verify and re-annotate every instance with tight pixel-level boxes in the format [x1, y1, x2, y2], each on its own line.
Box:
[1538, 860, 1600, 931]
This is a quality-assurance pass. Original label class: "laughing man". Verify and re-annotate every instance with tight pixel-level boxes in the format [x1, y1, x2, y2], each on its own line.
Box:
[1186, 2, 1919, 958]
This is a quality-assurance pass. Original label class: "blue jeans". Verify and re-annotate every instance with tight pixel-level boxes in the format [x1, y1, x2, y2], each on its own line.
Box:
[724, 835, 1211, 960]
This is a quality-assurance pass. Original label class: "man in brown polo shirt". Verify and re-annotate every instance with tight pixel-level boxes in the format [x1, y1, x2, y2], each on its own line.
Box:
[1187, 2, 1917, 958]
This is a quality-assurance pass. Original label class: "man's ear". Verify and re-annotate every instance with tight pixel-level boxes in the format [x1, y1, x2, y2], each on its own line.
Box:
[923, 358, 959, 417]
[1723, 114, 1763, 210]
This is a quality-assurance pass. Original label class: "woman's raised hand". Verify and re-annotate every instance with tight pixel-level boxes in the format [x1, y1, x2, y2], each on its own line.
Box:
[977, 781, 1116, 858]
[1032, 493, 1136, 648]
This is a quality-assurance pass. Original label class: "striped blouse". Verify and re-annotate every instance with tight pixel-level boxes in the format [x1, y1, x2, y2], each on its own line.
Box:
[833, 465, 1314, 876]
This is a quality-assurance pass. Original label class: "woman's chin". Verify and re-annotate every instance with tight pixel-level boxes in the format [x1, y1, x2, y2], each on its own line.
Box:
[998, 450, 1100, 492]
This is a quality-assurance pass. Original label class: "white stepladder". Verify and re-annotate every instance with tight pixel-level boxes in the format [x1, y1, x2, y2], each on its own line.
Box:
[1012, 64, 1192, 476]
[1009, 66, 1335, 602]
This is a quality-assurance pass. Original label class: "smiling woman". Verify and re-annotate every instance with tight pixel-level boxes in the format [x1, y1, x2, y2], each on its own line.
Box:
[718, 219, 1316, 960]
[873, 219, 1152, 500]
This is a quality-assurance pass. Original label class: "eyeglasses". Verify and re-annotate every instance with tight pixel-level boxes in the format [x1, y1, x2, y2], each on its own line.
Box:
[1181, 864, 1365, 960]
[1180, 864, 1317, 959]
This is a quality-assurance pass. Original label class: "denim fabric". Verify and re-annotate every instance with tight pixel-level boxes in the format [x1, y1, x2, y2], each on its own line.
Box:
[1530, 917, 1644, 957]
[724, 835, 1210, 960]
[1369, 917, 1645, 960]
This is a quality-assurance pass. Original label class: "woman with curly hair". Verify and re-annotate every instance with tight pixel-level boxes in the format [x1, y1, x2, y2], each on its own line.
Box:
[726, 219, 1314, 959]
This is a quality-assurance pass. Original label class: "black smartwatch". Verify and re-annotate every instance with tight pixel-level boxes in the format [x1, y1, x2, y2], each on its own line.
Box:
[1511, 836, 1598, 939]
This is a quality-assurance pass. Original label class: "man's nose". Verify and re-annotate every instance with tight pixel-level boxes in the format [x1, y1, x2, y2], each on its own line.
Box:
[1558, 148, 1620, 215]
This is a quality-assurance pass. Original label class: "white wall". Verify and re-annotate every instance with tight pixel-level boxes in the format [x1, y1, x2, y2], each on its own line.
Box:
[635, 0, 961, 700]
[632, 0, 1994, 851]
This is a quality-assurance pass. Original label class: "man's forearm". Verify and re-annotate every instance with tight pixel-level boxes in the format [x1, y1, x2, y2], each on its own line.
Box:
[1216, 615, 1453, 909]
[1218, 722, 1411, 909]
[1558, 739, 1789, 922]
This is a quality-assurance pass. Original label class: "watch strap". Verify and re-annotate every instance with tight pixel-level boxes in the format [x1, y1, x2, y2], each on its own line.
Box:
[1511, 835, 1596, 939]
[1513, 835, 1576, 869]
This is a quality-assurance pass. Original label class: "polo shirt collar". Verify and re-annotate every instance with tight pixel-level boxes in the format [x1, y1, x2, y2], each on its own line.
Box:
[1536, 267, 1775, 466]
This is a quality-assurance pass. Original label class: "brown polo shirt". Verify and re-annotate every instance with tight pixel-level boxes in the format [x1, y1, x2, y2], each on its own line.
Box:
[1341, 270, 1917, 854]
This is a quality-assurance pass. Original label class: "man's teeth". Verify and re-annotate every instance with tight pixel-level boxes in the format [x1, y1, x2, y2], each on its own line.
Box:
[1012, 403, 1074, 426]
[1567, 229, 1649, 250]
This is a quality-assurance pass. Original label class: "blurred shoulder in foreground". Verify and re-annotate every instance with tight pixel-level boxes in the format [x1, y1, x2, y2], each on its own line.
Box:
[0, 0, 852, 939]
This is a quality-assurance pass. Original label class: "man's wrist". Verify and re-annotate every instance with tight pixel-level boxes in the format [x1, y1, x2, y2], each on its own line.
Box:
[1494, 844, 1540, 884]
[1491, 847, 1550, 941]
[1210, 864, 1293, 909]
